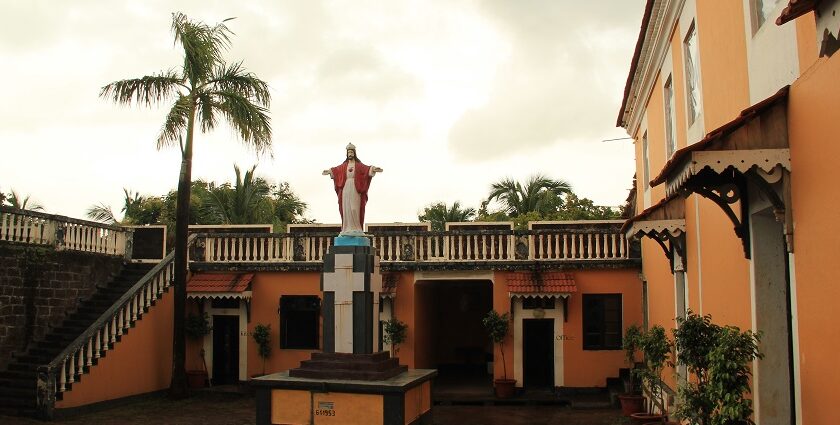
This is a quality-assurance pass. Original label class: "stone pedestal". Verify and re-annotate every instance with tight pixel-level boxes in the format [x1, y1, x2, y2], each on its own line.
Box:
[255, 239, 434, 424]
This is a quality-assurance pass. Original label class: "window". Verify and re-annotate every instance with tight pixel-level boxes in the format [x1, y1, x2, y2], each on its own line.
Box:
[279, 296, 320, 349]
[752, 0, 782, 30]
[664, 75, 677, 158]
[642, 132, 650, 189]
[683, 22, 702, 125]
[582, 294, 622, 350]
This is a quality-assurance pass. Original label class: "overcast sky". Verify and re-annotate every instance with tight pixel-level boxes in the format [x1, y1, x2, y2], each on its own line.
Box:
[0, 0, 644, 225]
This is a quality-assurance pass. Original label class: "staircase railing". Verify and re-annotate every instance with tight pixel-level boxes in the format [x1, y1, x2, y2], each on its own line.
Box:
[0, 206, 131, 257]
[34, 236, 188, 419]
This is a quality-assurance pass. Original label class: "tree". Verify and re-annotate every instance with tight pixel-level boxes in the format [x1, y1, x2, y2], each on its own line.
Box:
[202, 165, 273, 224]
[486, 174, 572, 217]
[87, 188, 163, 225]
[418, 201, 476, 231]
[101, 12, 271, 398]
[5, 189, 45, 211]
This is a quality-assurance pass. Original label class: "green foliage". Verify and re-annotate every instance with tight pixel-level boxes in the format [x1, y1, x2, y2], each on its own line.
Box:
[184, 312, 211, 339]
[482, 310, 512, 380]
[418, 201, 476, 231]
[3, 189, 44, 211]
[622, 325, 643, 393]
[487, 174, 572, 218]
[635, 325, 672, 412]
[383, 318, 408, 356]
[252, 323, 272, 375]
[673, 311, 762, 425]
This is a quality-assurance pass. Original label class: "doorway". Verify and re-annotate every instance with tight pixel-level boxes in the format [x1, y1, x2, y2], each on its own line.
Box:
[523, 319, 554, 389]
[212, 315, 240, 385]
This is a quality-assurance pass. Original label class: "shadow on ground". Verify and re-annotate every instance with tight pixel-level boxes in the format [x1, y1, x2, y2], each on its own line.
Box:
[0, 391, 627, 425]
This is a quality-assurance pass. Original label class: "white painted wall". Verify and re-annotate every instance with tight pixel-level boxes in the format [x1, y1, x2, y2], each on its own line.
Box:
[742, 0, 799, 104]
[202, 299, 249, 381]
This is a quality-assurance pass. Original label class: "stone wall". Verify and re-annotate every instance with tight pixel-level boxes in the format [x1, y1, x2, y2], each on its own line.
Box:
[0, 242, 125, 369]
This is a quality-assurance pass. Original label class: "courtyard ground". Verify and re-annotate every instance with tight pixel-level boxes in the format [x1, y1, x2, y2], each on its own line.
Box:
[0, 391, 628, 425]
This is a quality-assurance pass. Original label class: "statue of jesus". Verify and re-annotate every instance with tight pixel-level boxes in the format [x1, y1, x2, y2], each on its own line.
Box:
[322, 143, 383, 235]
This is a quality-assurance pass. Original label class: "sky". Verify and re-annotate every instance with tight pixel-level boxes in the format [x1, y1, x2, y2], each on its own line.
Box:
[0, 0, 644, 225]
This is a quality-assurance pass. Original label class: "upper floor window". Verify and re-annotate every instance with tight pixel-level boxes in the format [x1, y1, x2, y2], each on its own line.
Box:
[664, 75, 677, 158]
[684, 22, 702, 126]
[642, 131, 650, 189]
[752, 0, 782, 30]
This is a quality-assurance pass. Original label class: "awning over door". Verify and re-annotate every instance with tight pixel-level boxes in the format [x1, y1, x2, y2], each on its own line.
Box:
[507, 272, 577, 299]
[622, 194, 686, 272]
[648, 86, 792, 257]
[187, 273, 254, 300]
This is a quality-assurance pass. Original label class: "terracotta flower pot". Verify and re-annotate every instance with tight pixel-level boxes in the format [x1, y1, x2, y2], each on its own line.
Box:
[186, 370, 207, 388]
[618, 394, 645, 416]
[493, 379, 516, 398]
[630, 412, 665, 424]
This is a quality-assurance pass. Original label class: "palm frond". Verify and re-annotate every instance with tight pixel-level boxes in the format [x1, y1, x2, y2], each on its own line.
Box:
[195, 92, 218, 133]
[172, 12, 233, 84]
[210, 90, 272, 153]
[205, 61, 271, 106]
[157, 94, 191, 149]
[100, 71, 183, 106]
[86, 203, 118, 224]
[7, 190, 44, 212]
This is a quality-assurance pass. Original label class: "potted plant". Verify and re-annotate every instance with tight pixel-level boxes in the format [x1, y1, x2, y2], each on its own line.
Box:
[618, 324, 645, 416]
[482, 310, 515, 398]
[382, 318, 407, 359]
[184, 312, 211, 388]
[252, 323, 272, 377]
[630, 325, 672, 424]
[673, 311, 761, 425]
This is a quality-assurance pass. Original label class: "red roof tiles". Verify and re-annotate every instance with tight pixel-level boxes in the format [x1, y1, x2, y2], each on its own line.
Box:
[187, 273, 253, 293]
[776, 0, 820, 25]
[382, 273, 399, 294]
[507, 272, 577, 294]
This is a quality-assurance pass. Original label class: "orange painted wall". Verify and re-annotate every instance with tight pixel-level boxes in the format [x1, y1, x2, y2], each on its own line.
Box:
[247, 272, 321, 376]
[490, 273, 513, 382]
[695, 0, 750, 130]
[391, 271, 417, 368]
[795, 12, 817, 72]
[787, 52, 840, 425]
[56, 288, 174, 408]
[558, 269, 643, 387]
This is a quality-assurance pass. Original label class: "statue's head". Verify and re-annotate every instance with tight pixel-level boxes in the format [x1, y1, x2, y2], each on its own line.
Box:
[345, 143, 357, 161]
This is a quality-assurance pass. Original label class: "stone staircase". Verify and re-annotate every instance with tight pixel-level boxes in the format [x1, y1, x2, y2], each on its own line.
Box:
[0, 263, 155, 416]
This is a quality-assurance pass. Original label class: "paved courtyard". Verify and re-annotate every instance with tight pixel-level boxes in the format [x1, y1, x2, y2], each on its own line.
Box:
[0, 391, 627, 425]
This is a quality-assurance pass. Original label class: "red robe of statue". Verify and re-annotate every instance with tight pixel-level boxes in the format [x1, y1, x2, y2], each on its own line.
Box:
[330, 160, 373, 228]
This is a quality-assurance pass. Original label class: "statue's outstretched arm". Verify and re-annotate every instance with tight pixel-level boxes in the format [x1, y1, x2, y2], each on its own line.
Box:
[322, 169, 332, 176]
[371, 166, 383, 175]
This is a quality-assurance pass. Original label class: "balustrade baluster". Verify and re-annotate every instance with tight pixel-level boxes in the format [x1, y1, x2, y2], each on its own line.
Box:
[68, 354, 75, 384]
[59, 361, 67, 391]
[619, 234, 626, 258]
[86, 338, 93, 366]
[133, 294, 139, 321]
[395, 236, 402, 261]
[117, 309, 124, 336]
[77, 348, 84, 376]
[594, 234, 601, 259]
[95, 329, 102, 357]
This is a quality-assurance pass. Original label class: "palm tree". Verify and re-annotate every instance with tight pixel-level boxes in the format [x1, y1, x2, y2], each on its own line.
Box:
[5, 189, 45, 211]
[202, 165, 272, 224]
[486, 174, 572, 217]
[418, 201, 476, 231]
[87, 188, 146, 224]
[100, 12, 271, 398]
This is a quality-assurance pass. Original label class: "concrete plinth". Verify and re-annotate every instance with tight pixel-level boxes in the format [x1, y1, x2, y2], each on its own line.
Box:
[253, 369, 437, 425]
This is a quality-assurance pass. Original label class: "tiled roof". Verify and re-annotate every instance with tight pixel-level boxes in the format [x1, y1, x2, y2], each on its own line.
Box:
[187, 273, 253, 293]
[776, 0, 820, 25]
[507, 272, 577, 294]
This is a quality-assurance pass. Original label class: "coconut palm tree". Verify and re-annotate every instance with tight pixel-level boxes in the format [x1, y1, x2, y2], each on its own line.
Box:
[87, 188, 148, 224]
[202, 165, 272, 224]
[486, 174, 572, 217]
[418, 201, 476, 231]
[5, 189, 45, 211]
[100, 12, 271, 397]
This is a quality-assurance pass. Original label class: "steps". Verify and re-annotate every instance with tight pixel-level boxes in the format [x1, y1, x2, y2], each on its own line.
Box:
[0, 263, 154, 416]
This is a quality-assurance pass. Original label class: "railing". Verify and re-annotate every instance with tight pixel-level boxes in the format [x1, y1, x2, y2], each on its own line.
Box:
[0, 206, 130, 257]
[196, 222, 630, 264]
[36, 241, 181, 418]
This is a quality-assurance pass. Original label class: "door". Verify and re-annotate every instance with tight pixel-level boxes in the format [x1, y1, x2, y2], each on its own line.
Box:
[523, 319, 554, 389]
[212, 315, 239, 384]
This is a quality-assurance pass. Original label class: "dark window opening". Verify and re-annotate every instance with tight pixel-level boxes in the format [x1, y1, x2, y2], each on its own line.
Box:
[522, 297, 556, 310]
[582, 294, 622, 350]
[280, 296, 320, 349]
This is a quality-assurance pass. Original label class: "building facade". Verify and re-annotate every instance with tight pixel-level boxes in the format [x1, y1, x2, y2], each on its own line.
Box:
[619, 1, 840, 424]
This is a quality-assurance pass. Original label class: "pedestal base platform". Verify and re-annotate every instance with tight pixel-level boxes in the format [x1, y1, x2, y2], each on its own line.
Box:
[252, 369, 436, 425]
[289, 352, 408, 381]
